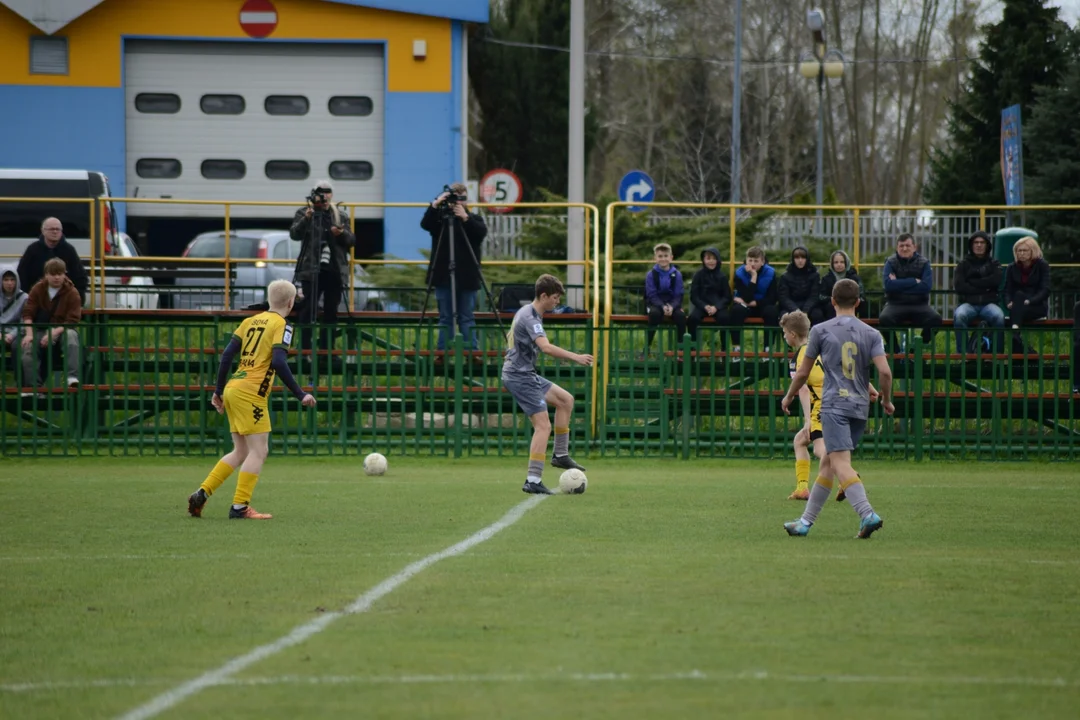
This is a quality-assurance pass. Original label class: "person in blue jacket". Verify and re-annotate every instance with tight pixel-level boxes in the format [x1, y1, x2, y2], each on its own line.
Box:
[644, 243, 686, 349]
[729, 246, 779, 354]
[878, 233, 942, 347]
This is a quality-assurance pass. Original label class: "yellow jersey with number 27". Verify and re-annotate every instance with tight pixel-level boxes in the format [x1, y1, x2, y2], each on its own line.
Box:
[225, 311, 294, 399]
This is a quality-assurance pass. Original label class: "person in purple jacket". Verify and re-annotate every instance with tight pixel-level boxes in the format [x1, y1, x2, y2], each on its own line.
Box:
[644, 243, 686, 349]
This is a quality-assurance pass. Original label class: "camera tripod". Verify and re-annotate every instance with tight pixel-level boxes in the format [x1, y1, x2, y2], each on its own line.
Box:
[418, 208, 504, 350]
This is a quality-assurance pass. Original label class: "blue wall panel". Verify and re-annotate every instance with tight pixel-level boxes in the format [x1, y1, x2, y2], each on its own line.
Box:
[0, 85, 128, 228]
[383, 90, 457, 259]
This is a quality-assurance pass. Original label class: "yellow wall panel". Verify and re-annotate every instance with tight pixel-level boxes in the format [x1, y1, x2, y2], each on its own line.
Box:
[0, 0, 450, 91]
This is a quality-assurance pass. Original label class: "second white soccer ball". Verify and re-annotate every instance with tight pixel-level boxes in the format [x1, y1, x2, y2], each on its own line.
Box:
[363, 452, 388, 476]
[558, 469, 587, 494]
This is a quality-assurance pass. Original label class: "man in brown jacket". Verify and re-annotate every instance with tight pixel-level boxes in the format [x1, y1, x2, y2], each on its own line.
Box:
[21, 257, 82, 390]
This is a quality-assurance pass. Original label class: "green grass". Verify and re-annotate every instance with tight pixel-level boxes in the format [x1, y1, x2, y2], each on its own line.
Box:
[2, 458, 1079, 719]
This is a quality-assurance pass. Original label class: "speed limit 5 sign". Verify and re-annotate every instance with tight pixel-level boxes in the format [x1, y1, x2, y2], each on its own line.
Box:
[479, 169, 522, 214]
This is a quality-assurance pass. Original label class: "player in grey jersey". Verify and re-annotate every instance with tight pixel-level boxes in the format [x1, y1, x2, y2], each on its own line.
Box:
[502, 274, 594, 494]
[781, 279, 895, 538]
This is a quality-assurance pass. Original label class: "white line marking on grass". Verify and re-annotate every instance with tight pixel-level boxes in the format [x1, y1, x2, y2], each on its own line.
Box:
[9, 669, 1077, 695]
[113, 495, 546, 720]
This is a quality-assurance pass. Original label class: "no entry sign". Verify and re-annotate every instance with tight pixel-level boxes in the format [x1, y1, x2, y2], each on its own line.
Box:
[239, 0, 278, 38]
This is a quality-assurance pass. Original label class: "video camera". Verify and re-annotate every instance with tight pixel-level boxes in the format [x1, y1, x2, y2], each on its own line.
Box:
[436, 184, 465, 219]
[307, 188, 330, 205]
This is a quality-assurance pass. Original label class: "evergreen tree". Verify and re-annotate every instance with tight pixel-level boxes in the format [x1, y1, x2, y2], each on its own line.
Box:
[924, 0, 1070, 205]
[468, 0, 596, 199]
[1026, 33, 1080, 292]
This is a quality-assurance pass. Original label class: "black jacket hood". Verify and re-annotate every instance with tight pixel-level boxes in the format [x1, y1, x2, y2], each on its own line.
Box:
[700, 247, 723, 270]
[966, 230, 994, 259]
[786, 245, 816, 273]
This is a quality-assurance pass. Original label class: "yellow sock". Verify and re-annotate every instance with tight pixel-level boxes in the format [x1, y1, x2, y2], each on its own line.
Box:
[233, 471, 259, 506]
[814, 475, 834, 490]
[795, 459, 811, 489]
[199, 460, 234, 497]
[838, 475, 862, 491]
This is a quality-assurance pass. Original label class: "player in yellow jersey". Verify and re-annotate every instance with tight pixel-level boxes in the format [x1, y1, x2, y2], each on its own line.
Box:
[187, 280, 316, 519]
[781, 311, 825, 500]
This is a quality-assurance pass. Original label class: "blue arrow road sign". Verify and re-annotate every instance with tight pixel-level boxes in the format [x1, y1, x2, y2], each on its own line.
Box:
[618, 170, 655, 212]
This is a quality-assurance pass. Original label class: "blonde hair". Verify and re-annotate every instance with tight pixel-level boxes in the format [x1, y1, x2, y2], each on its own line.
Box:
[1013, 237, 1043, 261]
[780, 310, 810, 340]
[653, 243, 672, 254]
[267, 279, 297, 309]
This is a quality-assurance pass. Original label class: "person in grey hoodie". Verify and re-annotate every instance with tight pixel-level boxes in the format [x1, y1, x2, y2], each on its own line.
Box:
[1, 265, 29, 362]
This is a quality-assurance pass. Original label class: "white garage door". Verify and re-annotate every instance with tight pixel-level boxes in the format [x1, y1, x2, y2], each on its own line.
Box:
[124, 41, 384, 220]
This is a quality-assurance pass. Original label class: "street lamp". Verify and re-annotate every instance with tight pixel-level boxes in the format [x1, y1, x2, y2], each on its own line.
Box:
[798, 9, 845, 233]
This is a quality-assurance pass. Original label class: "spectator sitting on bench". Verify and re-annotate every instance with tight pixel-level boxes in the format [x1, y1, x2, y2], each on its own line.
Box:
[1004, 237, 1050, 342]
[730, 246, 779, 354]
[778, 245, 822, 324]
[1, 265, 29, 368]
[817, 250, 865, 321]
[687, 247, 731, 347]
[17, 217, 89, 306]
[644, 243, 686, 350]
[952, 230, 1004, 354]
[20, 258, 81, 391]
[878, 233, 942, 348]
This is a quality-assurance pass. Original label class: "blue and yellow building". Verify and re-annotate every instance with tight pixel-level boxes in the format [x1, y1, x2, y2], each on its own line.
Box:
[0, 0, 487, 257]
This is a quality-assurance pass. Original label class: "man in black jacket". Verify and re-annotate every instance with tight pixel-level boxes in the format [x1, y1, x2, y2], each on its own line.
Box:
[687, 247, 731, 346]
[289, 180, 356, 352]
[421, 183, 488, 350]
[778, 245, 822, 324]
[17, 218, 88, 305]
[952, 230, 1004, 354]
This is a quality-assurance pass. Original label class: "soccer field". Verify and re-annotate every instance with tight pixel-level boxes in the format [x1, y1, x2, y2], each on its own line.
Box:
[2, 458, 1078, 719]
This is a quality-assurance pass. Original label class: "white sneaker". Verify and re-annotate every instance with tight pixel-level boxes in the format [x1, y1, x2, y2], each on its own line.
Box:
[67, 375, 80, 388]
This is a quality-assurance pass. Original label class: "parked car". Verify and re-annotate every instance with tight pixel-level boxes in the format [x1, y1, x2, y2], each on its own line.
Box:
[0, 168, 121, 263]
[173, 229, 383, 311]
[102, 232, 160, 310]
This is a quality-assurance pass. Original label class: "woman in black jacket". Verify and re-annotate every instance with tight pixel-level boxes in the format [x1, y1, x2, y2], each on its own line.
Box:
[817, 250, 865, 320]
[1004, 237, 1051, 330]
[777, 246, 821, 323]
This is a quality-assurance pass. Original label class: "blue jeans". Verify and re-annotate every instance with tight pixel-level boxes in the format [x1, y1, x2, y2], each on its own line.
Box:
[953, 303, 1005, 353]
[435, 285, 477, 350]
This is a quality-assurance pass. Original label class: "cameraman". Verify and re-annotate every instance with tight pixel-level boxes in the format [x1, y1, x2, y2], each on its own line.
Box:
[289, 180, 355, 350]
[420, 182, 487, 350]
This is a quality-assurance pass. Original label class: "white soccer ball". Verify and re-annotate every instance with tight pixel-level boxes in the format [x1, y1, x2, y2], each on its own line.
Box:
[558, 469, 588, 495]
[363, 452, 388, 476]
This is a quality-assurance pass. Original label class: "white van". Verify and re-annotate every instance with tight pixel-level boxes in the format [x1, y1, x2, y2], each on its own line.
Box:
[0, 169, 121, 263]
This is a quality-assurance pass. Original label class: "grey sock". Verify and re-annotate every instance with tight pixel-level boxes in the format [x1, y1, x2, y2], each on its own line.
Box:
[800, 481, 833, 525]
[527, 458, 545, 482]
[842, 480, 874, 519]
[553, 431, 569, 456]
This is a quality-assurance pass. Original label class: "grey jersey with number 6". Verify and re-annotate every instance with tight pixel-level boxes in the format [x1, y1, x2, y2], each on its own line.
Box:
[804, 315, 886, 419]
[502, 304, 546, 379]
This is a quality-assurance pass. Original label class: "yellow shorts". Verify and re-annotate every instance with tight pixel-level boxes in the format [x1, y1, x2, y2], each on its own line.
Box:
[808, 401, 822, 440]
[223, 386, 271, 436]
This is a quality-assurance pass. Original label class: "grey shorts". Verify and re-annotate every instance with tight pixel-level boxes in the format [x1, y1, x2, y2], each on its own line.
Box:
[821, 412, 867, 454]
[502, 373, 553, 417]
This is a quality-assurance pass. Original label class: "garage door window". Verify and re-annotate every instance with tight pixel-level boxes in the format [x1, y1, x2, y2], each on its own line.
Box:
[265, 96, 309, 116]
[201, 94, 246, 115]
[328, 96, 373, 117]
[135, 93, 181, 114]
[329, 161, 373, 181]
[136, 159, 183, 179]
[201, 160, 246, 180]
[265, 161, 310, 180]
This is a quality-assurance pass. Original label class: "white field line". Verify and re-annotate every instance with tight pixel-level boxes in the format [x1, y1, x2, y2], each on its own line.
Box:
[112, 495, 546, 720]
[5, 669, 1077, 694]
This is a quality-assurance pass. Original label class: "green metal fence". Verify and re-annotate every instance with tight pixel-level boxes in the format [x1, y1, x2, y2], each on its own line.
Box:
[2, 317, 1077, 459]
